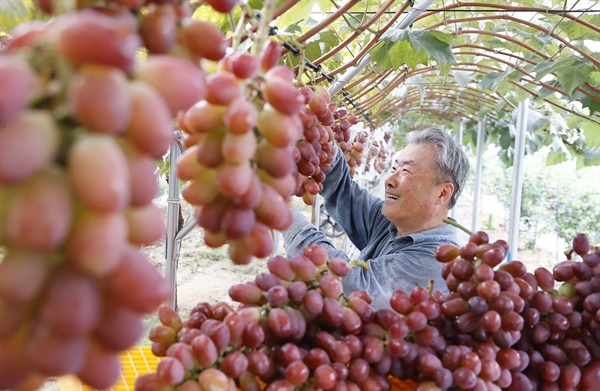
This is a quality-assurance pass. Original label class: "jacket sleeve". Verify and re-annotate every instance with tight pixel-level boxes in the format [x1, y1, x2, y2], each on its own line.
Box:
[342, 249, 448, 311]
[281, 207, 350, 261]
[320, 146, 384, 250]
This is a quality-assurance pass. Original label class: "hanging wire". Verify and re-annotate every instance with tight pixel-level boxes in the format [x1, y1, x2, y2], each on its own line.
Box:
[267, 25, 377, 127]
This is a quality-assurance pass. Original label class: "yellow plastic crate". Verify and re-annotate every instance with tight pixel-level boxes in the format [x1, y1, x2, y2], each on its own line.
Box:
[58, 345, 418, 391]
[58, 346, 159, 391]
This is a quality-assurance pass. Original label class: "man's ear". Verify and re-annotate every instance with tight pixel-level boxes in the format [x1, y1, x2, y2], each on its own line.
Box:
[437, 182, 454, 205]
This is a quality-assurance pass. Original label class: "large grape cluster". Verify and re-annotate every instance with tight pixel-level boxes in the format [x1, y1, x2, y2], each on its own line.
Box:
[176, 36, 309, 264]
[140, 233, 599, 390]
[0, 0, 238, 388]
[292, 86, 338, 206]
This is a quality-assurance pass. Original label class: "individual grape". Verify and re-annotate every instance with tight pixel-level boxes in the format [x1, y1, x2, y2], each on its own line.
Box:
[256, 104, 302, 147]
[553, 260, 575, 281]
[573, 233, 591, 257]
[67, 64, 132, 134]
[198, 368, 233, 390]
[291, 254, 318, 281]
[451, 259, 475, 280]
[39, 267, 101, 338]
[103, 245, 169, 313]
[452, 367, 477, 389]
[493, 269, 515, 291]
[328, 257, 349, 277]
[7, 169, 73, 251]
[481, 245, 506, 267]
[121, 142, 160, 206]
[179, 19, 228, 61]
[390, 290, 413, 315]
[26, 323, 89, 376]
[264, 76, 305, 116]
[0, 248, 50, 304]
[156, 357, 185, 386]
[94, 301, 144, 352]
[229, 284, 262, 304]
[69, 134, 131, 212]
[0, 110, 59, 185]
[322, 298, 345, 328]
[221, 351, 248, 379]
[531, 291, 553, 314]
[183, 101, 226, 134]
[0, 55, 38, 126]
[459, 242, 479, 261]
[475, 280, 500, 301]
[66, 210, 128, 277]
[124, 81, 174, 159]
[267, 255, 296, 281]
[260, 40, 282, 72]
[139, 4, 178, 54]
[76, 341, 121, 390]
[136, 55, 207, 117]
[482, 310, 501, 333]
[534, 267, 555, 292]
[558, 363, 581, 388]
[319, 274, 343, 298]
[287, 281, 308, 302]
[285, 360, 310, 385]
[268, 308, 292, 338]
[314, 364, 338, 390]
[499, 260, 527, 278]
[57, 9, 140, 72]
[266, 285, 288, 307]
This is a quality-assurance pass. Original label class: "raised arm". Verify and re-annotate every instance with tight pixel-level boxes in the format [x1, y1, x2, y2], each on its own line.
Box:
[319, 146, 385, 250]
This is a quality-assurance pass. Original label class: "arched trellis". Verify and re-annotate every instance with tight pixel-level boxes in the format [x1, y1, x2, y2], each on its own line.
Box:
[155, 0, 599, 308]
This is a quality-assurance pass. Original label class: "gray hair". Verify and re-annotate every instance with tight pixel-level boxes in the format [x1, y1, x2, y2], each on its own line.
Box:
[405, 127, 470, 209]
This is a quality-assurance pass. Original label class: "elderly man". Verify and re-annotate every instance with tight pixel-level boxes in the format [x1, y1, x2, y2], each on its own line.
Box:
[282, 127, 470, 309]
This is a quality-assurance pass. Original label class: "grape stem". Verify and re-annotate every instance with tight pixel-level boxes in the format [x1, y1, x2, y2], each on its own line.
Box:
[252, 0, 278, 57]
[348, 259, 369, 271]
[443, 217, 472, 236]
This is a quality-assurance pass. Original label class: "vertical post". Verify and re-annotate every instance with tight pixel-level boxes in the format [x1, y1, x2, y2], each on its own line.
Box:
[508, 99, 529, 261]
[451, 120, 464, 220]
[472, 118, 485, 233]
[165, 134, 182, 310]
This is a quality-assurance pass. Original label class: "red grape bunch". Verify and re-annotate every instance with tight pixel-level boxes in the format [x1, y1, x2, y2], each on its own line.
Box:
[293, 86, 338, 206]
[176, 37, 307, 265]
[0, 0, 236, 388]
[139, 244, 407, 390]
[344, 130, 368, 178]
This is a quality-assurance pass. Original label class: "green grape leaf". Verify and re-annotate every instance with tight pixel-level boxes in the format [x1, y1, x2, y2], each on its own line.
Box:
[533, 58, 594, 96]
[480, 70, 511, 92]
[590, 71, 600, 86]
[552, 59, 594, 96]
[370, 42, 393, 69]
[546, 149, 569, 166]
[372, 29, 455, 70]
[452, 70, 472, 87]
[275, 0, 323, 33]
[578, 147, 600, 168]
[304, 41, 322, 62]
[533, 61, 557, 81]
[582, 121, 600, 149]
[319, 30, 339, 48]
[572, 86, 600, 115]
[284, 20, 304, 34]
[565, 16, 600, 40]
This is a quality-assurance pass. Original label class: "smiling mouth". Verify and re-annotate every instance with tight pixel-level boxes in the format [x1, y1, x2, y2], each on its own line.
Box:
[386, 193, 399, 200]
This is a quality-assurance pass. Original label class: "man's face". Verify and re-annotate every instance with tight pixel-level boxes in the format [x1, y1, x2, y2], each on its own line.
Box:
[382, 143, 446, 229]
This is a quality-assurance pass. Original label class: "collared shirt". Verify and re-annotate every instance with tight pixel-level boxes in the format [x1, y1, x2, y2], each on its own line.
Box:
[282, 146, 458, 310]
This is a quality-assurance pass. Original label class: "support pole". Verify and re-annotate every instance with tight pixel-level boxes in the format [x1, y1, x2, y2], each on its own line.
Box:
[451, 120, 464, 220]
[472, 118, 485, 233]
[165, 134, 183, 310]
[508, 99, 529, 261]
